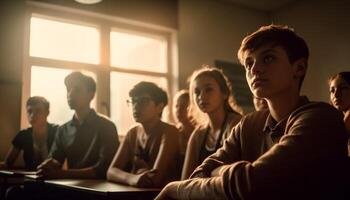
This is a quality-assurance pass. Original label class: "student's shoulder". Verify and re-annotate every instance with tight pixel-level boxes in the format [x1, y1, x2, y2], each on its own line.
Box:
[48, 123, 60, 130]
[188, 124, 207, 140]
[290, 101, 342, 122]
[56, 120, 72, 130]
[239, 109, 270, 127]
[95, 112, 116, 127]
[227, 112, 243, 127]
[15, 127, 32, 138]
[161, 121, 178, 133]
[124, 124, 142, 138]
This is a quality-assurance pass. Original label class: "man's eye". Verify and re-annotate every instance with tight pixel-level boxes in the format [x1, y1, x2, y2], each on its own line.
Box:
[245, 61, 253, 70]
[263, 55, 274, 63]
[194, 89, 200, 96]
[329, 87, 336, 93]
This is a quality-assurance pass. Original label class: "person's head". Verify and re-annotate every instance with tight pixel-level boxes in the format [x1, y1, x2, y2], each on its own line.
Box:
[238, 25, 309, 99]
[173, 90, 191, 125]
[64, 71, 96, 111]
[188, 65, 242, 124]
[128, 81, 168, 124]
[253, 96, 268, 111]
[328, 71, 350, 112]
[26, 96, 50, 127]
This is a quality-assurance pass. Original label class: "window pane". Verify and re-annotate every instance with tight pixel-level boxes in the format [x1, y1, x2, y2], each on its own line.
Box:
[30, 66, 96, 125]
[110, 30, 167, 72]
[30, 16, 100, 64]
[110, 72, 168, 136]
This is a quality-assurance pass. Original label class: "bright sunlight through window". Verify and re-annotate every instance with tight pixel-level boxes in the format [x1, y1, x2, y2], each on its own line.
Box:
[30, 16, 100, 64]
[110, 30, 167, 72]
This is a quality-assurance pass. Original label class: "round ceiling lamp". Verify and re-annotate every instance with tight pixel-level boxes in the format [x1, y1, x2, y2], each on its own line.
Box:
[75, 0, 103, 5]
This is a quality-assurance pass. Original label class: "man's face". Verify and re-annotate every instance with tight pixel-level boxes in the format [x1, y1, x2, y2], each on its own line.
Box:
[129, 93, 163, 124]
[26, 103, 48, 127]
[66, 81, 93, 111]
[243, 45, 303, 99]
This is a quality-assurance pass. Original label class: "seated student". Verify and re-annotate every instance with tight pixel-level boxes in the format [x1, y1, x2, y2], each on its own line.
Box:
[156, 25, 348, 200]
[328, 71, 350, 154]
[0, 96, 58, 170]
[181, 67, 242, 180]
[37, 71, 119, 179]
[253, 95, 268, 111]
[107, 81, 179, 188]
[173, 90, 196, 164]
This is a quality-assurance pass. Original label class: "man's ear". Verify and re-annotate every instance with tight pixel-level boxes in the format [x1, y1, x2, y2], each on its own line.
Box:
[156, 102, 165, 114]
[293, 58, 307, 79]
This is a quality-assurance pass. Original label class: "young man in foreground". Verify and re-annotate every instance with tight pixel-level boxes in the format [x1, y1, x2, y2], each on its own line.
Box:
[156, 25, 348, 199]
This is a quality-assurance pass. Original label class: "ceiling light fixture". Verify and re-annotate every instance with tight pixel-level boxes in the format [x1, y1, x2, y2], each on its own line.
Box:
[74, 0, 103, 5]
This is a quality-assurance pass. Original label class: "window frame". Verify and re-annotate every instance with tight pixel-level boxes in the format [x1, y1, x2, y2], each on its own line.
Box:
[21, 1, 178, 132]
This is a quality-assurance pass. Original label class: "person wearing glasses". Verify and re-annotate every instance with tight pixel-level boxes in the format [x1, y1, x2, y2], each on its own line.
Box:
[107, 81, 180, 188]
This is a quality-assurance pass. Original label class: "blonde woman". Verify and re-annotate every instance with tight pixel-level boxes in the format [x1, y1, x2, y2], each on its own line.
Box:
[181, 66, 242, 179]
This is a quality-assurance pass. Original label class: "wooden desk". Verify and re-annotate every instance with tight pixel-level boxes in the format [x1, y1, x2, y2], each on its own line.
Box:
[23, 178, 160, 200]
[0, 170, 36, 199]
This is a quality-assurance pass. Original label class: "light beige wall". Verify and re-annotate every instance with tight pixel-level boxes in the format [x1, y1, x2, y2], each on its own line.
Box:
[0, 0, 25, 160]
[272, 0, 350, 102]
[178, 0, 269, 89]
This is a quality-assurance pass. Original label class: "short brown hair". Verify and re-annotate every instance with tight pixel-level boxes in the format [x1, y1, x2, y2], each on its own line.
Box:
[64, 71, 96, 93]
[129, 81, 168, 106]
[238, 25, 309, 89]
[26, 96, 50, 111]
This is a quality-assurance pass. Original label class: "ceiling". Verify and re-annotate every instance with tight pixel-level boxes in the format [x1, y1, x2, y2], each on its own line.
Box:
[220, 0, 299, 12]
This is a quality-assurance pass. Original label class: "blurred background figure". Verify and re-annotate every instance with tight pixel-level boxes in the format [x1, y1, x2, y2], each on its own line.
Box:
[173, 90, 195, 159]
[0, 96, 58, 171]
[328, 71, 350, 154]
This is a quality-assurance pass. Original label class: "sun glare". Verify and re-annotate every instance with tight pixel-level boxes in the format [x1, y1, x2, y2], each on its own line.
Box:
[110, 30, 167, 72]
[30, 16, 100, 64]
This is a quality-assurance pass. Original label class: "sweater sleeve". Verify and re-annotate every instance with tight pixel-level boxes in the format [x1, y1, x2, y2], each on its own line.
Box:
[220, 104, 348, 199]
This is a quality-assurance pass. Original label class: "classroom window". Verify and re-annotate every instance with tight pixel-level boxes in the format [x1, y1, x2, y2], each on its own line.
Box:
[110, 30, 167, 73]
[30, 16, 100, 64]
[23, 5, 177, 136]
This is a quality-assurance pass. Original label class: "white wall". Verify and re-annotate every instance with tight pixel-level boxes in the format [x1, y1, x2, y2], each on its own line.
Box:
[272, 0, 350, 102]
[178, 0, 269, 89]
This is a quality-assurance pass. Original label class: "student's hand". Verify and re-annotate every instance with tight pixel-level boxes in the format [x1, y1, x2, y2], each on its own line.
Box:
[154, 181, 180, 200]
[36, 159, 62, 179]
[131, 169, 157, 187]
[37, 158, 61, 171]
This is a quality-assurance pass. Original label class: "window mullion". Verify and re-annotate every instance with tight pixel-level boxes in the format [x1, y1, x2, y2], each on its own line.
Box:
[96, 24, 111, 117]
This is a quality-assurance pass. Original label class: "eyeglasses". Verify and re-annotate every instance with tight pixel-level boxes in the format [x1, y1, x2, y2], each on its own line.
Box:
[126, 96, 152, 107]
